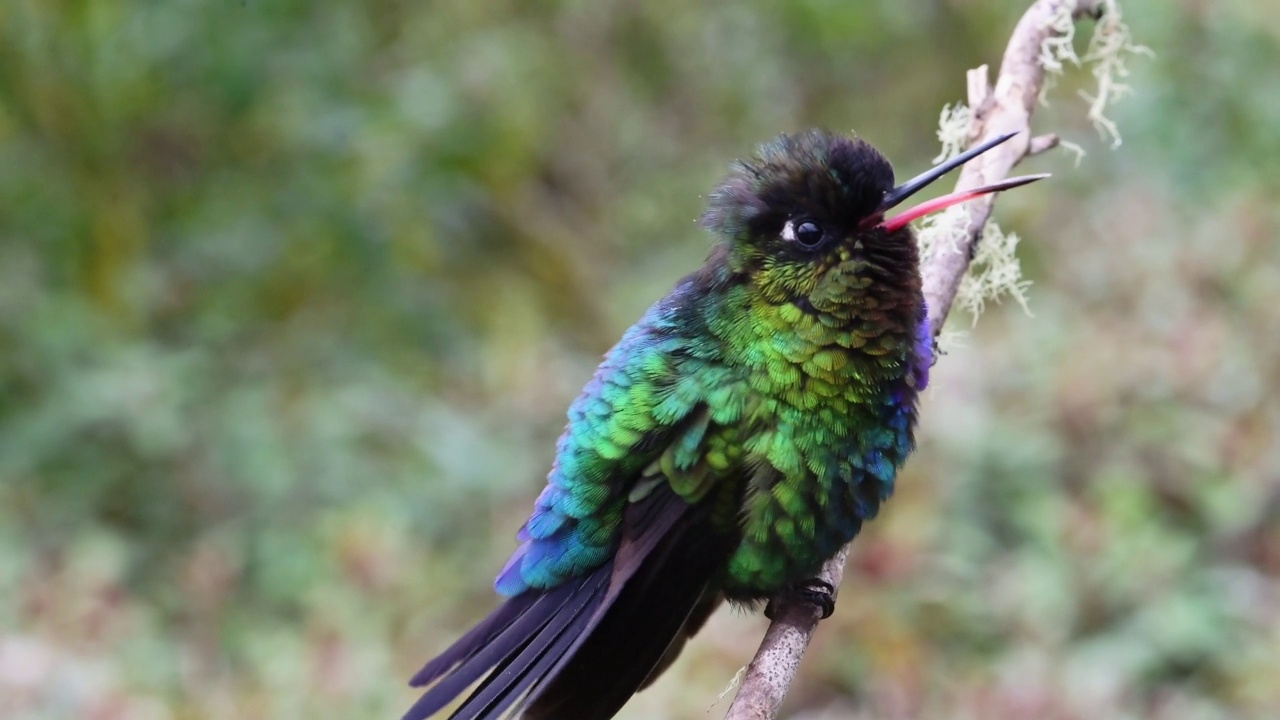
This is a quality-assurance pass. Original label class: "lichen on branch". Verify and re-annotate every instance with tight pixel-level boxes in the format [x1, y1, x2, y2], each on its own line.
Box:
[1039, 0, 1153, 147]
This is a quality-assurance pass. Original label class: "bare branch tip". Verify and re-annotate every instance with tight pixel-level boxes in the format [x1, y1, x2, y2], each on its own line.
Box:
[1028, 133, 1061, 155]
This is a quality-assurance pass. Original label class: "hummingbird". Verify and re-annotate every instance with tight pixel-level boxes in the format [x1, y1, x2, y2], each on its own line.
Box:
[404, 130, 1045, 720]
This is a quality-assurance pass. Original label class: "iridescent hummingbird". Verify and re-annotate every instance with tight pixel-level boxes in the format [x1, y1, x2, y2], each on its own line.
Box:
[405, 130, 1044, 720]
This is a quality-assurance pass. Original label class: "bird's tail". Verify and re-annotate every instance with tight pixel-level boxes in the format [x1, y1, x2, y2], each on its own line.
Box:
[403, 484, 732, 720]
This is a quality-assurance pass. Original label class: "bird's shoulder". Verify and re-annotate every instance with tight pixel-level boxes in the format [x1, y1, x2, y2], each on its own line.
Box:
[494, 255, 748, 594]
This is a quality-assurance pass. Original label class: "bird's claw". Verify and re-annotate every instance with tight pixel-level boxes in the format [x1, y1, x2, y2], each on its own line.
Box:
[764, 578, 837, 621]
[794, 578, 837, 619]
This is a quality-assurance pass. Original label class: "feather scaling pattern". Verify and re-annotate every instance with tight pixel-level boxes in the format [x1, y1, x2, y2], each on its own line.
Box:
[403, 129, 1000, 720]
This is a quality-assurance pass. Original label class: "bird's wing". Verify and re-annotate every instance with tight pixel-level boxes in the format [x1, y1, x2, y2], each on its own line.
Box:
[493, 292, 736, 597]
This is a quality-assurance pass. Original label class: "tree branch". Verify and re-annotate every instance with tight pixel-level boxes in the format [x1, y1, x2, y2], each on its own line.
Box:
[723, 2, 1104, 717]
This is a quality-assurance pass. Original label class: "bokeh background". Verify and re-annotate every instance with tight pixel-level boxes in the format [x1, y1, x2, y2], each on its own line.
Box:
[2, 0, 1278, 718]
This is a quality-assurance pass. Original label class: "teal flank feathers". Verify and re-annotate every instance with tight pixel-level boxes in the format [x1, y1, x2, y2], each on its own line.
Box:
[404, 130, 1045, 720]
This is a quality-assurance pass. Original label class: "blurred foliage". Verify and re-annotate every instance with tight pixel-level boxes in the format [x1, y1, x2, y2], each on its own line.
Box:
[1, 0, 1278, 718]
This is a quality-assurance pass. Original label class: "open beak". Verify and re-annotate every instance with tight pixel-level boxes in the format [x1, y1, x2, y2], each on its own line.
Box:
[873, 132, 1049, 233]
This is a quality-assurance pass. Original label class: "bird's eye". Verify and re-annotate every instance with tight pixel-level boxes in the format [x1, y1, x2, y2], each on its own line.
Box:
[784, 220, 825, 249]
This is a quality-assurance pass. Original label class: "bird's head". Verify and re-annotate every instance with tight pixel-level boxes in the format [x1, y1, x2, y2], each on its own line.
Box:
[702, 130, 1044, 311]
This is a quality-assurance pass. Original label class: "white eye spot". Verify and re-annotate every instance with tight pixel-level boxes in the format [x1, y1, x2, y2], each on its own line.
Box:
[781, 220, 797, 242]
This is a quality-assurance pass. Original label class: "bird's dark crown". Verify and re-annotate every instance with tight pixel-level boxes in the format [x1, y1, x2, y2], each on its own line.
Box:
[701, 130, 895, 242]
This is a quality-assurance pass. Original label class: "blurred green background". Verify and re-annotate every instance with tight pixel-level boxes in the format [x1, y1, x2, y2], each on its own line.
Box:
[2, 0, 1278, 718]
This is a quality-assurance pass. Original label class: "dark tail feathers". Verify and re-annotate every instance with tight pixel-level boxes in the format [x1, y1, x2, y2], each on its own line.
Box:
[404, 485, 731, 720]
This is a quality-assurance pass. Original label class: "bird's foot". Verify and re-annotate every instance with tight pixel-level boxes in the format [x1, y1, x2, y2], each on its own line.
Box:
[764, 578, 836, 621]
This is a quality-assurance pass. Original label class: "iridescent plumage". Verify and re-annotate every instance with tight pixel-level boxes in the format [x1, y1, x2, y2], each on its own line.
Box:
[405, 130, 1036, 720]
[498, 132, 928, 600]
